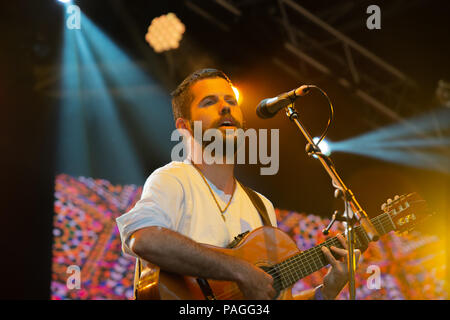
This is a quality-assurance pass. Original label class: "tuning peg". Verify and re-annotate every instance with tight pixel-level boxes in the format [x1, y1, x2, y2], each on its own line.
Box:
[381, 201, 390, 212]
[382, 195, 402, 211]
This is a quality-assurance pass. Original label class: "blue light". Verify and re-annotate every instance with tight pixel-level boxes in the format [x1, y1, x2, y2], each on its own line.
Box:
[58, 13, 91, 177]
[313, 137, 332, 156]
[58, 11, 175, 185]
[330, 108, 450, 173]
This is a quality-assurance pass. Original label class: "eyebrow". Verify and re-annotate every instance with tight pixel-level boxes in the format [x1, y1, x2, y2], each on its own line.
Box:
[198, 94, 237, 105]
[224, 94, 237, 101]
[199, 95, 217, 102]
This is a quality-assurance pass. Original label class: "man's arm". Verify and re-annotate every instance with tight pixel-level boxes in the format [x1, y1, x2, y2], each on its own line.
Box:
[129, 226, 276, 300]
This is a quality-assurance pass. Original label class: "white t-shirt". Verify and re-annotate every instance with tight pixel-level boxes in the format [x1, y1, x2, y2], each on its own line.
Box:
[116, 160, 277, 257]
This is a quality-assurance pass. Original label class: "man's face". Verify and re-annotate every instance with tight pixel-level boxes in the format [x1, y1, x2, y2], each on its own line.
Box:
[188, 77, 244, 135]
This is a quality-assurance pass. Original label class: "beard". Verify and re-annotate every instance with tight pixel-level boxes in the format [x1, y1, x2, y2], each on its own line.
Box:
[189, 116, 246, 161]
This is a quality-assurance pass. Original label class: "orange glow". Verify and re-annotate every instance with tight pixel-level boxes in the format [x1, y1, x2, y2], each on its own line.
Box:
[232, 86, 242, 105]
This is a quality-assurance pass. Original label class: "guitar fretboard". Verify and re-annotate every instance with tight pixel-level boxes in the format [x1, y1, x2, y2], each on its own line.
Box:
[269, 212, 396, 291]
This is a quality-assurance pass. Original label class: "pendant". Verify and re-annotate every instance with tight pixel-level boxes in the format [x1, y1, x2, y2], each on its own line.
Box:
[221, 215, 226, 222]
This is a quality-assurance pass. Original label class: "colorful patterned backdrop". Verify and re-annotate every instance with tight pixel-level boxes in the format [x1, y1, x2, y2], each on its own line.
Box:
[51, 174, 447, 300]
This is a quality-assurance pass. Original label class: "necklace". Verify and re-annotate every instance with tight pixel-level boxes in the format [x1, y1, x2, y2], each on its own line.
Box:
[191, 163, 236, 221]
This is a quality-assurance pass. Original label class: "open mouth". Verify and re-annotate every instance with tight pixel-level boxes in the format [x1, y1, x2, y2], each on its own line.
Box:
[217, 118, 237, 128]
[219, 122, 235, 128]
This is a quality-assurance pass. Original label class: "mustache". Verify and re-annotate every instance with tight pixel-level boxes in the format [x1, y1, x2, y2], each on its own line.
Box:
[212, 116, 244, 129]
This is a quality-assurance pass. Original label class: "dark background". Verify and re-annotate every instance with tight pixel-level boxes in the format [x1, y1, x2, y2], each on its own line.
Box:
[0, 0, 449, 299]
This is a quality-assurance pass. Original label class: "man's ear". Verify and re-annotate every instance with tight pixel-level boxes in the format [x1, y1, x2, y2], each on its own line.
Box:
[175, 118, 191, 131]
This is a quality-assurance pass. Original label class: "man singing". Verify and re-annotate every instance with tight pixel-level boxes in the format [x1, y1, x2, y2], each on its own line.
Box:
[116, 68, 359, 300]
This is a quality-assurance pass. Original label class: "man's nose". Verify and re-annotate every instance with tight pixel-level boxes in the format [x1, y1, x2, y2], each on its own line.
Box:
[219, 100, 231, 115]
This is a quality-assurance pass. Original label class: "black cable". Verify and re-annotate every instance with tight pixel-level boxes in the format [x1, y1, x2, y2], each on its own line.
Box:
[308, 85, 334, 146]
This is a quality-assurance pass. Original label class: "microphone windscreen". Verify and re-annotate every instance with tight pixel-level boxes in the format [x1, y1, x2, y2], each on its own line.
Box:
[256, 99, 275, 119]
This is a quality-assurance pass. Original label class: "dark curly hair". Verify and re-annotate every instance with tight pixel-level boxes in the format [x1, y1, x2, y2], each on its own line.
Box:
[170, 68, 232, 123]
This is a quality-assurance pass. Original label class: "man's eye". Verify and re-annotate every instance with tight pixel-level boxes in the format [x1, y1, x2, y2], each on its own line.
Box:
[225, 97, 237, 105]
[201, 99, 216, 106]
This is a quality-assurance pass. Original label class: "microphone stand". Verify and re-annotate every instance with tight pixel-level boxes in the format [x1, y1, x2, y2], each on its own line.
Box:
[284, 104, 379, 300]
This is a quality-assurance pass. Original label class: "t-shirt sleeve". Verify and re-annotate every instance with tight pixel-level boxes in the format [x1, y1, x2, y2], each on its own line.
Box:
[115, 172, 185, 257]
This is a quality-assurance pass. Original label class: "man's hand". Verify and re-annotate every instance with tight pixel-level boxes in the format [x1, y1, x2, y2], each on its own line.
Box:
[131, 226, 276, 300]
[320, 234, 361, 299]
[235, 262, 277, 300]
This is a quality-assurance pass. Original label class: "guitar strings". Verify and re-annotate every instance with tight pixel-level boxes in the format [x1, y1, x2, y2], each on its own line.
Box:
[215, 232, 349, 299]
[214, 214, 391, 299]
[266, 213, 391, 286]
[283, 214, 393, 282]
[213, 213, 392, 299]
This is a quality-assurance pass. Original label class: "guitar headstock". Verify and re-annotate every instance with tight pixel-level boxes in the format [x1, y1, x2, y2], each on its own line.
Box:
[383, 193, 432, 233]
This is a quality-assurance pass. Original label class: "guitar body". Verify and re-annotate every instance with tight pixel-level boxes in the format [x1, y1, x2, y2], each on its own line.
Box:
[134, 192, 429, 300]
[136, 226, 300, 300]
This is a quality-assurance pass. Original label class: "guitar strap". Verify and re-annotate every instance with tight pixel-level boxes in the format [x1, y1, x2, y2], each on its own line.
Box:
[237, 181, 272, 227]
[133, 181, 272, 299]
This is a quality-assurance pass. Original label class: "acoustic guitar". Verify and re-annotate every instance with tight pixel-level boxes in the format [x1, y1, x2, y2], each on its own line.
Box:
[135, 193, 431, 300]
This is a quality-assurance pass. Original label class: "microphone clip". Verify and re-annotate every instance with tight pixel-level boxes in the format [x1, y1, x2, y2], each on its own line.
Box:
[322, 210, 345, 235]
[322, 209, 358, 235]
[285, 104, 298, 121]
[305, 142, 322, 158]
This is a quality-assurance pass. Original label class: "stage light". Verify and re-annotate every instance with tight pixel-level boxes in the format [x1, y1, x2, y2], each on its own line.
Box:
[330, 108, 450, 173]
[232, 86, 242, 104]
[313, 137, 331, 156]
[145, 13, 185, 53]
[58, 0, 72, 4]
[58, 11, 175, 184]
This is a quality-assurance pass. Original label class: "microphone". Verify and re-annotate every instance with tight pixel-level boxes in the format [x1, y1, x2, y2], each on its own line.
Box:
[256, 85, 312, 119]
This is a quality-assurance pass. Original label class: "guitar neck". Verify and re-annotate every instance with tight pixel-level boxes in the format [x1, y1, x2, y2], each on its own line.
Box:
[272, 212, 396, 290]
